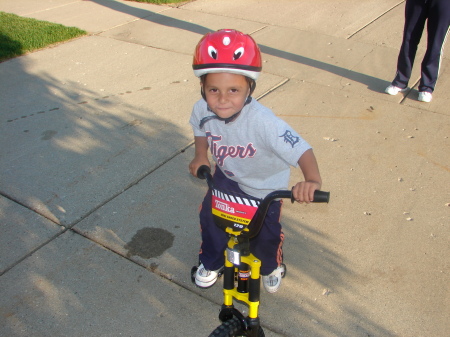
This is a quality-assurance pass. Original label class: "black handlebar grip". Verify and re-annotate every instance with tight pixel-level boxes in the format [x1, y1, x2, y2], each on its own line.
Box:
[313, 190, 330, 203]
[197, 165, 211, 180]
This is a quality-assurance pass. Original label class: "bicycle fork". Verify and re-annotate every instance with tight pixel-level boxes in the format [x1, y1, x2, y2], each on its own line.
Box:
[218, 237, 262, 335]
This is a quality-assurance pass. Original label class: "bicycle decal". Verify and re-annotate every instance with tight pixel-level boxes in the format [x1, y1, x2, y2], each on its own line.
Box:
[211, 188, 260, 225]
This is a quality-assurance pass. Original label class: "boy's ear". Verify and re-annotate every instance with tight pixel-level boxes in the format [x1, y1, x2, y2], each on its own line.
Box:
[200, 84, 207, 101]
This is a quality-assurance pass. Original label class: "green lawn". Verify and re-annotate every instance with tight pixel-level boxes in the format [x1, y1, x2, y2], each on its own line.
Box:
[0, 0, 186, 62]
[0, 12, 87, 62]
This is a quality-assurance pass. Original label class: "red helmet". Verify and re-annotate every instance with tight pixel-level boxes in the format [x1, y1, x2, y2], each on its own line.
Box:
[193, 29, 262, 80]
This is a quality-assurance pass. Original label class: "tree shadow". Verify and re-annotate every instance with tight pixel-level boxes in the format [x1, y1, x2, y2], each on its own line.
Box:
[259, 44, 388, 92]
[92, 0, 213, 35]
[0, 2, 400, 336]
[0, 33, 23, 62]
[90, 0, 388, 92]
[0, 40, 194, 270]
[259, 211, 397, 337]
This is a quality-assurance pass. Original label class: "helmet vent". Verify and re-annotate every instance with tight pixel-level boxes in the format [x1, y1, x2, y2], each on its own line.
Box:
[223, 36, 231, 46]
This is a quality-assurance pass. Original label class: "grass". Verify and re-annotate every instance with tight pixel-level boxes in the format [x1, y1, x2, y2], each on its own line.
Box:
[0, 12, 86, 62]
[0, 0, 184, 61]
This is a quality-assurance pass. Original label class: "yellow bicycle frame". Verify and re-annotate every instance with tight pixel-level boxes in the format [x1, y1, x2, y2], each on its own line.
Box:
[223, 236, 262, 319]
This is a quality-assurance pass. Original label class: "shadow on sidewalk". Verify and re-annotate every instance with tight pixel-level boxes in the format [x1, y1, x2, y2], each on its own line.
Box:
[0, 2, 401, 336]
[0, 44, 193, 266]
[90, 0, 388, 93]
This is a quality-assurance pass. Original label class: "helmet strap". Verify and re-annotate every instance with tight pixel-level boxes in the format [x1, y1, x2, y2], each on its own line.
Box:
[199, 97, 252, 129]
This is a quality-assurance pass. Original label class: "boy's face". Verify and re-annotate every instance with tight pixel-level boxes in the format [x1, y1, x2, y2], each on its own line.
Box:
[202, 73, 250, 119]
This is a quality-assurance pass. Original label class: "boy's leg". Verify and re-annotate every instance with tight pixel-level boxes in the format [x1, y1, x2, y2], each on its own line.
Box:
[249, 200, 284, 276]
[198, 166, 245, 271]
[198, 183, 228, 271]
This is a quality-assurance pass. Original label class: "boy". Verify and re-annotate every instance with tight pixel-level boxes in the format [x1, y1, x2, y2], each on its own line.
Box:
[189, 29, 322, 293]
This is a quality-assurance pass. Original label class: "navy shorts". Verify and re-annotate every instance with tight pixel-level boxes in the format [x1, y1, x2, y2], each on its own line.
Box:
[198, 167, 284, 275]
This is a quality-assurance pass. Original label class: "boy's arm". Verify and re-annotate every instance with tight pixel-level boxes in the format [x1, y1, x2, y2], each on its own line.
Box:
[189, 136, 210, 177]
[293, 149, 322, 203]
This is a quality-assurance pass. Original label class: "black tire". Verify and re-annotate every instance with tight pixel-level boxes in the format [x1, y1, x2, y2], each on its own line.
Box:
[208, 317, 265, 337]
[281, 263, 287, 278]
[191, 266, 198, 284]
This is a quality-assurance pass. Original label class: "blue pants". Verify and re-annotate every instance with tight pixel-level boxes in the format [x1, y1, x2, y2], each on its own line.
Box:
[198, 167, 284, 275]
[392, 0, 450, 93]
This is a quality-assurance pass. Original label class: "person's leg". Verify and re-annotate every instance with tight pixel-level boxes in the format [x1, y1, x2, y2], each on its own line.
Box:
[392, 0, 428, 89]
[418, 0, 450, 93]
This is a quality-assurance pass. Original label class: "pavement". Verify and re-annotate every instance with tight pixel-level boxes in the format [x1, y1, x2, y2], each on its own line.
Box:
[0, 0, 449, 336]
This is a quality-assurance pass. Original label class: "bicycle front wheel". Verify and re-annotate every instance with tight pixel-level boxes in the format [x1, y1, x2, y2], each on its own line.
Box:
[208, 317, 265, 337]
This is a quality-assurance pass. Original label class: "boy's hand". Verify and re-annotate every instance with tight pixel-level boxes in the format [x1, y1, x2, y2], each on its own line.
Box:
[189, 157, 210, 177]
[292, 181, 321, 204]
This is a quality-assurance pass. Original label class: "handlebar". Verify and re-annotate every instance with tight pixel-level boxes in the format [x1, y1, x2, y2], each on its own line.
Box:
[197, 165, 214, 189]
[197, 165, 329, 203]
[197, 165, 329, 238]
[197, 165, 212, 180]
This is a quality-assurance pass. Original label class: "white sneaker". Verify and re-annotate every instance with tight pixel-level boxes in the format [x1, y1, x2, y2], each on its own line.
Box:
[418, 91, 432, 103]
[385, 85, 407, 95]
[195, 264, 221, 288]
[262, 266, 285, 293]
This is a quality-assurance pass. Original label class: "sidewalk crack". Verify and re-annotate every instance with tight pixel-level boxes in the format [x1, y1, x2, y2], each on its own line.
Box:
[347, 1, 405, 40]
[256, 78, 290, 101]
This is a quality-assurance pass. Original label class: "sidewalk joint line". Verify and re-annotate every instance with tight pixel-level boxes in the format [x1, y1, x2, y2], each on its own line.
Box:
[249, 26, 269, 35]
[0, 143, 194, 277]
[256, 78, 290, 101]
[347, 1, 406, 40]
[21, 1, 80, 17]
[68, 225, 281, 337]
[98, 17, 142, 35]
[65, 142, 195, 231]
[0, 191, 61, 226]
[399, 78, 420, 104]
[0, 229, 68, 277]
[5, 85, 154, 125]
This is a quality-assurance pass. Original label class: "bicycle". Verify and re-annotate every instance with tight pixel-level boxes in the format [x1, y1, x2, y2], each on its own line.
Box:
[191, 165, 330, 337]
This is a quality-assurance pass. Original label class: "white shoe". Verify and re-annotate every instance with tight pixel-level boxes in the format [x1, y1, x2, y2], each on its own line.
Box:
[418, 91, 432, 103]
[385, 85, 407, 95]
[262, 266, 285, 293]
[195, 264, 221, 288]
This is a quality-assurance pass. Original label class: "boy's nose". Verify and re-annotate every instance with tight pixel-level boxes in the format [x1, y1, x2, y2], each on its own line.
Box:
[218, 92, 227, 103]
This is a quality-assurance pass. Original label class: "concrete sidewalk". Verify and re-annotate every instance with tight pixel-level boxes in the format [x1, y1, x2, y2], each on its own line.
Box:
[1, 0, 448, 336]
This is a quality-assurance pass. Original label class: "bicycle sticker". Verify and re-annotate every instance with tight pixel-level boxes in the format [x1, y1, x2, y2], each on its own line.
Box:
[211, 188, 260, 227]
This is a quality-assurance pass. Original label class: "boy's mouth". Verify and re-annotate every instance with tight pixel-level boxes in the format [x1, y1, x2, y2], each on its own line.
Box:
[215, 107, 233, 114]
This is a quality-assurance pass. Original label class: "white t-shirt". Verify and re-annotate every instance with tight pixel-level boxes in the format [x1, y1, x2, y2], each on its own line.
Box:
[190, 98, 311, 199]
